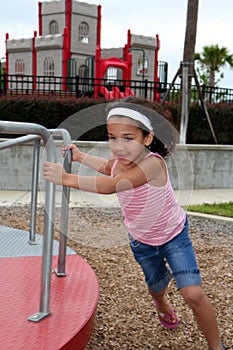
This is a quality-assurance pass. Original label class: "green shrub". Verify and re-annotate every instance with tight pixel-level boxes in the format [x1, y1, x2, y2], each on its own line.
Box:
[0, 96, 232, 144]
[187, 103, 233, 144]
[0, 96, 106, 139]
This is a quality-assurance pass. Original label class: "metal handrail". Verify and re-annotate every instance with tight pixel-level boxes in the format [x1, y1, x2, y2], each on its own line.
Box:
[29, 138, 41, 243]
[0, 134, 40, 149]
[49, 128, 72, 276]
[0, 134, 41, 244]
[0, 128, 73, 273]
[0, 121, 56, 322]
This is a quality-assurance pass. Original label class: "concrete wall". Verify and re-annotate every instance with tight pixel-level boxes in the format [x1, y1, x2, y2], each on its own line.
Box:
[0, 139, 232, 191]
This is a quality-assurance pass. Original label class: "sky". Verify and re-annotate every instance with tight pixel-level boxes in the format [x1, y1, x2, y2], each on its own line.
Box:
[1, 0, 233, 88]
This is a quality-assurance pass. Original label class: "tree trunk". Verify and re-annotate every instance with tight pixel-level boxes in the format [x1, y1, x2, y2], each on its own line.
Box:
[183, 0, 199, 66]
[180, 0, 199, 143]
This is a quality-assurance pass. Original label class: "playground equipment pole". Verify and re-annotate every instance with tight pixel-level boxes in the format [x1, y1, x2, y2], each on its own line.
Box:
[154, 34, 160, 101]
[0, 121, 56, 322]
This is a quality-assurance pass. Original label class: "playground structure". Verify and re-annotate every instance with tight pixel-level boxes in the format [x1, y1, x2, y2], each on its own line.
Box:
[0, 121, 99, 349]
[4, 0, 164, 100]
[93, 29, 160, 100]
[93, 28, 134, 99]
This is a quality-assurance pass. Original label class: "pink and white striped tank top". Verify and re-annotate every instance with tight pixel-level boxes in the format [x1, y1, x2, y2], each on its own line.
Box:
[111, 153, 186, 246]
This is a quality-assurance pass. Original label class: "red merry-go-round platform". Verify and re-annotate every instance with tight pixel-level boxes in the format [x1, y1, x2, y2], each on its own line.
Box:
[0, 226, 99, 350]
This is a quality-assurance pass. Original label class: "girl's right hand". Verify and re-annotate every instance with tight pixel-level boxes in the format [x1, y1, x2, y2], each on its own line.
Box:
[62, 144, 83, 162]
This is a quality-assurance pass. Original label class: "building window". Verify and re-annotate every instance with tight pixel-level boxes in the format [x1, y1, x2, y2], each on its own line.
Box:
[68, 59, 77, 78]
[78, 22, 89, 43]
[44, 57, 54, 76]
[106, 67, 117, 83]
[49, 21, 59, 35]
[79, 64, 89, 93]
[15, 59, 25, 75]
[79, 64, 88, 78]
[137, 55, 148, 75]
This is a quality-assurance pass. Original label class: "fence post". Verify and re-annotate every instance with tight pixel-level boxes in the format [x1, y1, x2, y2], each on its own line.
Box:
[75, 75, 79, 98]
[4, 73, 7, 94]
[144, 79, 148, 99]
[201, 84, 206, 101]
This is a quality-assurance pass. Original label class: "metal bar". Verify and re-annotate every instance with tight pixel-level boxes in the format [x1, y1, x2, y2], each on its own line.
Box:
[0, 120, 56, 322]
[0, 134, 41, 244]
[54, 150, 71, 276]
[161, 68, 180, 106]
[29, 138, 41, 244]
[0, 134, 40, 150]
[49, 129, 72, 276]
[180, 65, 189, 144]
[193, 68, 218, 144]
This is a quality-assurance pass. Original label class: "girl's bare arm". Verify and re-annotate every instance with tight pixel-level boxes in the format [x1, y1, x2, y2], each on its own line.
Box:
[63, 144, 112, 175]
[43, 156, 165, 194]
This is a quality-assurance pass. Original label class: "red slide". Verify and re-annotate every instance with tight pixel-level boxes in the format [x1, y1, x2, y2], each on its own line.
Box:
[99, 85, 134, 100]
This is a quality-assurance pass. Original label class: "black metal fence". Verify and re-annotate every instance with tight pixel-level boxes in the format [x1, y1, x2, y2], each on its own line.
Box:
[0, 73, 233, 104]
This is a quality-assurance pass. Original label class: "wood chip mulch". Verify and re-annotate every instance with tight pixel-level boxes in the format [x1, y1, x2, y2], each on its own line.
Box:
[0, 205, 232, 350]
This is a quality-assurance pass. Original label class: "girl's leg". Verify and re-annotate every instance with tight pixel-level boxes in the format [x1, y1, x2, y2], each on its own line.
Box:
[181, 285, 223, 350]
[148, 286, 177, 324]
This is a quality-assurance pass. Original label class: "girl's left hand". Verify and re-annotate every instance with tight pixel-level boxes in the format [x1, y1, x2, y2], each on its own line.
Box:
[43, 162, 65, 185]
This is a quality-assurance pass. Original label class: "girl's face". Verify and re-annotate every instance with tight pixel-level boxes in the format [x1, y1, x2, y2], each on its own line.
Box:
[107, 116, 153, 167]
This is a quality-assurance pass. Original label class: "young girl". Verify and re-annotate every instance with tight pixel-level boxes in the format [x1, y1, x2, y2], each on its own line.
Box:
[43, 98, 226, 350]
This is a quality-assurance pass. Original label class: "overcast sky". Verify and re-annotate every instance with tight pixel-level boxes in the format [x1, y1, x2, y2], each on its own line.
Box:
[1, 0, 233, 88]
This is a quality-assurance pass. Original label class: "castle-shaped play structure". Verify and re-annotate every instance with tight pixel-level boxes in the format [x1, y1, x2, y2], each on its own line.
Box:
[5, 0, 164, 99]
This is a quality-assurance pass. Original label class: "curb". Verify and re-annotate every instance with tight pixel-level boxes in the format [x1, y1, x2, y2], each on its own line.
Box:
[186, 211, 233, 223]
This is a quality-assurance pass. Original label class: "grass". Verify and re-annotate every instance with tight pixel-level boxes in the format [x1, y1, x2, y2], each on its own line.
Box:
[186, 201, 233, 218]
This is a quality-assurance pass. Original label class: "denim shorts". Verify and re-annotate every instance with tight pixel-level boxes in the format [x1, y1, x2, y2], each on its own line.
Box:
[129, 217, 201, 293]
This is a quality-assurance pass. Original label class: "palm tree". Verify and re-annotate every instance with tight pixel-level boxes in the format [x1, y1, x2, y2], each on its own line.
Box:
[195, 44, 233, 87]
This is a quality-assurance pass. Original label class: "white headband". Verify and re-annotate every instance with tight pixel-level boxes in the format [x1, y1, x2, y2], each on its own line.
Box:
[107, 107, 153, 131]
